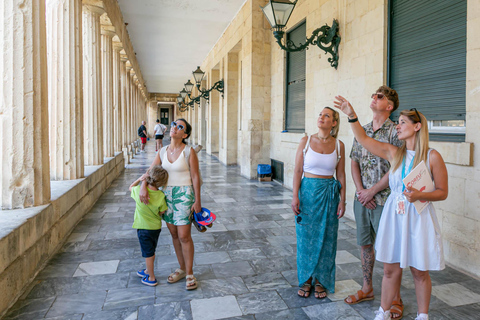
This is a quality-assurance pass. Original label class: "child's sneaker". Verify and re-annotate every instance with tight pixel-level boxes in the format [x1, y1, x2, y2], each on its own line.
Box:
[142, 275, 158, 287]
[137, 269, 148, 278]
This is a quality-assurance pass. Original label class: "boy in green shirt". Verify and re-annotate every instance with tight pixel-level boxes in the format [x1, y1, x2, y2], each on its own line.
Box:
[130, 165, 168, 286]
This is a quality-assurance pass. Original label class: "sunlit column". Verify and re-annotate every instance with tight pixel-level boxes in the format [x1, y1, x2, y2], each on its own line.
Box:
[46, 0, 84, 180]
[112, 40, 122, 153]
[100, 27, 114, 158]
[82, 2, 104, 165]
[0, 0, 50, 209]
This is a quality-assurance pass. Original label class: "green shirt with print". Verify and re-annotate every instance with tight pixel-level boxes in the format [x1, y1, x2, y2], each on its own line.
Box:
[131, 185, 168, 230]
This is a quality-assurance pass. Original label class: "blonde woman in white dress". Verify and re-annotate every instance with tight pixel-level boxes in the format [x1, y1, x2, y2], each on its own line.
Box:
[334, 96, 448, 320]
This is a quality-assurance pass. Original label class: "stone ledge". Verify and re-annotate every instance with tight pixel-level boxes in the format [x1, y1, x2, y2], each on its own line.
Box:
[0, 153, 124, 317]
[430, 141, 474, 166]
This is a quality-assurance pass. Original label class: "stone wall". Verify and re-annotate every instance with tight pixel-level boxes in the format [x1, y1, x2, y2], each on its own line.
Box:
[182, 0, 480, 278]
[0, 153, 125, 317]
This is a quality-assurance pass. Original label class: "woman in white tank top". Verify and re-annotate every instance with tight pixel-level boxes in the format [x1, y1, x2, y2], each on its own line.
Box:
[139, 118, 202, 291]
[291, 107, 346, 299]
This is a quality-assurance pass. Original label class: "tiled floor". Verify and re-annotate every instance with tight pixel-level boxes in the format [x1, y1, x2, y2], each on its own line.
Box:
[4, 140, 480, 320]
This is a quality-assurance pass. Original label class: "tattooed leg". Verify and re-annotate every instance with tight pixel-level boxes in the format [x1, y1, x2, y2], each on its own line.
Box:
[361, 244, 375, 292]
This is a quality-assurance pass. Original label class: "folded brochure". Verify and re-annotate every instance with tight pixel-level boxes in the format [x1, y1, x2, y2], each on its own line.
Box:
[402, 160, 434, 214]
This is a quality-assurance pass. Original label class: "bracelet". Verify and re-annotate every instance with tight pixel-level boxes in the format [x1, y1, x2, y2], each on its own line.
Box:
[348, 117, 358, 123]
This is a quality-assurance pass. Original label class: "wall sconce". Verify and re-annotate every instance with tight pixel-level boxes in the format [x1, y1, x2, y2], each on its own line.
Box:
[261, 0, 341, 69]
[177, 66, 225, 111]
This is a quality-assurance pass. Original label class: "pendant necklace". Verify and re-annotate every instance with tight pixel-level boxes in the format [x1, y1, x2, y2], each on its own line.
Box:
[317, 133, 330, 142]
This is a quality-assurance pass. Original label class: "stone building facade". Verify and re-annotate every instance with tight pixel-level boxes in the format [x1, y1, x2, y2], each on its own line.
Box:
[179, 0, 480, 280]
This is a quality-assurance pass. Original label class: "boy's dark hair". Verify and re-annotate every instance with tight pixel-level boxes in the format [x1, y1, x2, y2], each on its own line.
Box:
[156, 119, 160, 123]
[376, 85, 399, 113]
[145, 165, 168, 189]
[177, 118, 192, 144]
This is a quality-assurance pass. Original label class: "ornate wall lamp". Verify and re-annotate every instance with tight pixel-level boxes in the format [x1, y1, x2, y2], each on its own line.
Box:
[261, 0, 341, 69]
[177, 66, 224, 111]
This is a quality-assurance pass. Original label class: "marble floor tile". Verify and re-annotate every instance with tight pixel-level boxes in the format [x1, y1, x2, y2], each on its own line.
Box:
[212, 261, 256, 278]
[228, 248, 266, 261]
[46, 291, 106, 318]
[302, 301, 364, 320]
[4, 297, 55, 320]
[267, 203, 290, 209]
[336, 250, 361, 264]
[37, 263, 79, 279]
[195, 251, 232, 265]
[73, 260, 119, 277]
[242, 272, 291, 292]
[236, 291, 288, 314]
[66, 233, 88, 242]
[138, 301, 192, 320]
[155, 281, 205, 303]
[190, 295, 242, 320]
[103, 286, 155, 310]
[199, 277, 249, 298]
[432, 283, 480, 307]
[328, 279, 362, 301]
[214, 198, 236, 203]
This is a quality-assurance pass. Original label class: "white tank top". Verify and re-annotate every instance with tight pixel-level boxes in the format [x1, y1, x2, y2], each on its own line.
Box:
[303, 145, 337, 176]
[161, 147, 192, 186]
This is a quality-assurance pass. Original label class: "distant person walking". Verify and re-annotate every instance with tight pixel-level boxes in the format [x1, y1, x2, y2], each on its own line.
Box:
[154, 119, 167, 152]
[138, 121, 148, 152]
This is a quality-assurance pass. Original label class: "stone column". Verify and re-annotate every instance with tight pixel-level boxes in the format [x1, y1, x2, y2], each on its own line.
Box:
[46, 0, 84, 180]
[82, 2, 104, 165]
[100, 28, 114, 158]
[112, 41, 122, 153]
[120, 56, 129, 160]
[0, 0, 50, 209]
[125, 63, 133, 153]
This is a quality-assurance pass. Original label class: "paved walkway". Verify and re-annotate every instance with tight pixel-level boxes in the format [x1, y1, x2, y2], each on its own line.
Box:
[4, 140, 480, 320]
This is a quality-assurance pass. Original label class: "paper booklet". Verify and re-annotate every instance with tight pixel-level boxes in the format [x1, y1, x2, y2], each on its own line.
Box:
[402, 160, 434, 214]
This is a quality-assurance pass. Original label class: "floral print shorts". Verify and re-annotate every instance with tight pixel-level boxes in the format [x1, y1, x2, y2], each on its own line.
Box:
[162, 185, 195, 226]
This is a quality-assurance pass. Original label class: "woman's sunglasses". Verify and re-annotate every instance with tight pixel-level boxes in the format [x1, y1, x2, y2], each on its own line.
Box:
[410, 108, 421, 121]
[371, 93, 387, 100]
[171, 121, 185, 131]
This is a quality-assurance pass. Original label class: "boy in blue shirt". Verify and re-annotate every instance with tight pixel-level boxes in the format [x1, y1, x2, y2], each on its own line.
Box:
[130, 165, 168, 286]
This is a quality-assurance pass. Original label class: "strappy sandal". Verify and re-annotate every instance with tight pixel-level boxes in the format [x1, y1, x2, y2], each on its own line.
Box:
[186, 274, 197, 290]
[167, 268, 186, 284]
[390, 299, 404, 319]
[297, 283, 312, 298]
[314, 283, 327, 299]
[344, 288, 374, 305]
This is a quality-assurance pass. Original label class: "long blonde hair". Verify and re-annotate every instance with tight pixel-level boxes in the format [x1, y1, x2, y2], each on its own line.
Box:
[324, 107, 340, 138]
[391, 109, 429, 172]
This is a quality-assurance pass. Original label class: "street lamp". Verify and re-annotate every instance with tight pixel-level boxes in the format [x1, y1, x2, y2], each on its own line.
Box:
[261, 0, 341, 69]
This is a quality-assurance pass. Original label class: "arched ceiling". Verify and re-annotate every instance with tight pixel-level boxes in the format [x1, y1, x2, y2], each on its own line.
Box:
[117, 0, 248, 94]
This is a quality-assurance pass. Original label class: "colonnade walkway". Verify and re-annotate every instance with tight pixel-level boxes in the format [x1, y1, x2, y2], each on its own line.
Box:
[4, 141, 480, 320]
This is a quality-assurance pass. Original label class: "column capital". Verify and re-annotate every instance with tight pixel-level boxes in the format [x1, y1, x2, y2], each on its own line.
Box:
[112, 40, 123, 52]
[83, 4, 104, 15]
[100, 28, 116, 38]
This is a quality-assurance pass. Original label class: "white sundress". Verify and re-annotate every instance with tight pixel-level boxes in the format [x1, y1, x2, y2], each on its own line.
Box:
[375, 149, 445, 271]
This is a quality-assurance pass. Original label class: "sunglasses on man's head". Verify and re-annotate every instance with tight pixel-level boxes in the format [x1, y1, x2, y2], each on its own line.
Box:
[371, 93, 387, 100]
[171, 121, 185, 131]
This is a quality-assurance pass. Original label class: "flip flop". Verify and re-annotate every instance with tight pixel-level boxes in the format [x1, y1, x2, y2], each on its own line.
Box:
[297, 283, 312, 298]
[186, 275, 197, 290]
[344, 289, 374, 305]
[314, 283, 327, 299]
[390, 299, 404, 319]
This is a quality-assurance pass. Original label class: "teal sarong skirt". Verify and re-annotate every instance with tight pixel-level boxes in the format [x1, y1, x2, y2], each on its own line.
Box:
[296, 177, 341, 293]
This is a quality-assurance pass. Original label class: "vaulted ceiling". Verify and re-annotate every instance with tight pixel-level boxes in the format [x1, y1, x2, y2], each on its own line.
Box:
[117, 0, 248, 94]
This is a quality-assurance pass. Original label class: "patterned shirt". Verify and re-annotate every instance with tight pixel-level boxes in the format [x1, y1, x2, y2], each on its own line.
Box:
[350, 118, 402, 206]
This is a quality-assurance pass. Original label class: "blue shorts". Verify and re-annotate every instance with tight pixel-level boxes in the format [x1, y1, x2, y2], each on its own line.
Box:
[137, 229, 161, 258]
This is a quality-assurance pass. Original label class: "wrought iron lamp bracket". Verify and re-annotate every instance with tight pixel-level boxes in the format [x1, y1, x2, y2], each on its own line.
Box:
[274, 19, 341, 69]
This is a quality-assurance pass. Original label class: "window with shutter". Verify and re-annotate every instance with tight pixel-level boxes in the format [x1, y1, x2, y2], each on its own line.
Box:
[285, 22, 306, 132]
[388, 0, 466, 142]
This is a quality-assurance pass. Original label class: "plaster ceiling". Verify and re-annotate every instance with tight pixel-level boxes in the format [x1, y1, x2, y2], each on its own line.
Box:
[117, 0, 248, 94]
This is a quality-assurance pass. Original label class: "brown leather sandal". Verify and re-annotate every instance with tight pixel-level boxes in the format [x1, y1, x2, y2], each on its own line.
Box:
[390, 299, 404, 319]
[344, 288, 374, 305]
